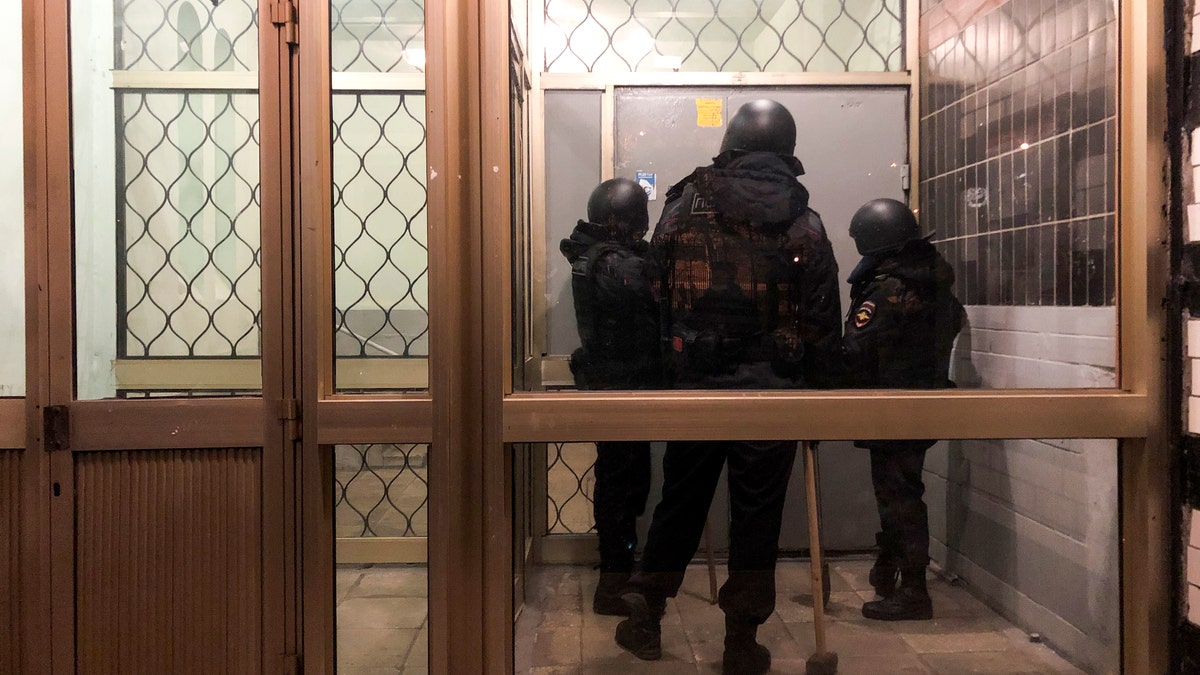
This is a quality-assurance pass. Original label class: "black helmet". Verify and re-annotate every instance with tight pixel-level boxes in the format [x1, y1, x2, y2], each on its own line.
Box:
[720, 99, 797, 156]
[587, 177, 650, 242]
[849, 198, 921, 256]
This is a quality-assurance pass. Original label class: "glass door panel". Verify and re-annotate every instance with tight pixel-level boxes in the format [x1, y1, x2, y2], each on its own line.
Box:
[325, 2, 432, 672]
[73, 0, 262, 399]
[514, 436, 1120, 673]
[0, 0, 22, 400]
[332, 1, 428, 394]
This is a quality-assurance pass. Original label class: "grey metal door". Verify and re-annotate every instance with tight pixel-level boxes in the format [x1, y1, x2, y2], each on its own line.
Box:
[615, 87, 908, 551]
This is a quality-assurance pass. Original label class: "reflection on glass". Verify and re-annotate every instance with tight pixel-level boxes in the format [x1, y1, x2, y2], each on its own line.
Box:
[73, 0, 261, 399]
[332, 0, 429, 393]
[335, 443, 429, 672]
[524, 0, 1119, 390]
[922, 0, 1118, 389]
[516, 438, 1118, 672]
[544, 0, 903, 73]
[0, 0, 23, 397]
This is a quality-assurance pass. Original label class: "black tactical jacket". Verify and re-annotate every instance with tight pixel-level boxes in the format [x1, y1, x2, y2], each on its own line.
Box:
[651, 151, 843, 389]
[841, 238, 963, 391]
[560, 220, 661, 389]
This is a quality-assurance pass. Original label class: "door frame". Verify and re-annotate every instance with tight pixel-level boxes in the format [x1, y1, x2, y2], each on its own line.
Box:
[21, 0, 299, 672]
[481, 1, 1167, 673]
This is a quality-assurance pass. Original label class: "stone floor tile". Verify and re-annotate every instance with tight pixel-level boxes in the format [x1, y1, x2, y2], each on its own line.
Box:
[580, 658, 699, 674]
[836, 652, 936, 674]
[337, 627, 416, 672]
[533, 624, 583, 667]
[337, 568, 364, 605]
[899, 627, 1014, 654]
[890, 616, 1011, 637]
[830, 559, 878, 593]
[402, 624, 428, 670]
[782, 618, 915, 657]
[349, 565, 429, 598]
[921, 650, 1065, 674]
[338, 596, 428, 629]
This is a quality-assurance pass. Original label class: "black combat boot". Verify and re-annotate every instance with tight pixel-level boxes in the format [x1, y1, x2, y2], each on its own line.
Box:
[869, 533, 899, 598]
[593, 572, 631, 616]
[614, 592, 663, 660]
[721, 618, 770, 675]
[861, 566, 932, 621]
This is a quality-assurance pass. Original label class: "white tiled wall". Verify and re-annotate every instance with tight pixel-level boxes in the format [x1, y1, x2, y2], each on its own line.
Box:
[928, 307, 1120, 672]
[1185, 4, 1200, 630]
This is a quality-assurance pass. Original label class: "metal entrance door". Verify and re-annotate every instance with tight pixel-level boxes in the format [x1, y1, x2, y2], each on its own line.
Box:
[614, 87, 908, 552]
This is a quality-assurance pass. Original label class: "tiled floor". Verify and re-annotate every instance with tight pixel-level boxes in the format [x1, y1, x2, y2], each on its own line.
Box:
[337, 560, 1088, 674]
[513, 561, 1088, 675]
[337, 564, 429, 675]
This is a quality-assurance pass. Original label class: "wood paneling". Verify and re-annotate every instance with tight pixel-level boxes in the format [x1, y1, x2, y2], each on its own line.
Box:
[74, 449, 262, 674]
[0, 450, 20, 674]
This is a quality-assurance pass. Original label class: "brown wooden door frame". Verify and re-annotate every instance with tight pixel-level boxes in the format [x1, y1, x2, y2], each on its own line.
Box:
[21, 0, 299, 672]
[478, 1, 1170, 674]
[293, 2, 441, 673]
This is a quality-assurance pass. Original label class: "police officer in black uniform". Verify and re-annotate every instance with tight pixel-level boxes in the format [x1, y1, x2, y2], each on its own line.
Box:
[614, 100, 842, 675]
[842, 198, 963, 621]
[560, 178, 660, 615]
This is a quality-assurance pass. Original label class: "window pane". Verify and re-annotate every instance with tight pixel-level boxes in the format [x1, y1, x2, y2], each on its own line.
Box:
[0, 1, 22, 398]
[517, 1, 1119, 392]
[515, 438, 1118, 673]
[921, 1, 1118, 388]
[75, 0, 262, 399]
[335, 443, 429, 671]
[332, 0, 429, 393]
[544, 0, 904, 74]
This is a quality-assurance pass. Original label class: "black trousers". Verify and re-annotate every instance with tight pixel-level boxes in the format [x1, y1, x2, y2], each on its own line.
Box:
[629, 439, 796, 625]
[868, 442, 931, 569]
[593, 441, 652, 573]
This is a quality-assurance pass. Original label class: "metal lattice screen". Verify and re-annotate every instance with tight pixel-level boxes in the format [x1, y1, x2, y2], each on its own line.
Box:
[332, 0, 426, 73]
[119, 91, 262, 357]
[117, 0, 259, 71]
[547, 442, 598, 534]
[335, 443, 429, 538]
[333, 94, 430, 359]
[544, 0, 903, 73]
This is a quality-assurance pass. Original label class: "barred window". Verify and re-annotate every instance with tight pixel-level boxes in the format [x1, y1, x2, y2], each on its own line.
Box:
[544, 0, 904, 74]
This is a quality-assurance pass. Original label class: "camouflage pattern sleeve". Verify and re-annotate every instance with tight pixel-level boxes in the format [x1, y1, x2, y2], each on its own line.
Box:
[793, 210, 844, 388]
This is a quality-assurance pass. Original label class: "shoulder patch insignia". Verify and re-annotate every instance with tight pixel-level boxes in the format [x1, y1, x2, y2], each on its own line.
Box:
[690, 193, 715, 215]
[853, 301, 876, 329]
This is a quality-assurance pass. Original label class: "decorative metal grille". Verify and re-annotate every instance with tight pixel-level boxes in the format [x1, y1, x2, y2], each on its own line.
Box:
[116, 0, 259, 71]
[333, 94, 430, 358]
[335, 443, 429, 537]
[544, 0, 903, 73]
[120, 91, 262, 357]
[547, 442, 597, 534]
[332, 0, 427, 73]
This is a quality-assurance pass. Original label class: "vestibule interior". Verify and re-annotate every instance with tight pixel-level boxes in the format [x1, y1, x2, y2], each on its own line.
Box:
[2, 0, 1137, 673]
[510, 0, 1120, 672]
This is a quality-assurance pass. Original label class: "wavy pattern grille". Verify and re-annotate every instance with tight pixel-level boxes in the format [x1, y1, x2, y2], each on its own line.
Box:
[116, 0, 259, 71]
[547, 442, 596, 534]
[333, 94, 430, 359]
[544, 0, 903, 73]
[333, 0, 426, 73]
[75, 449, 261, 673]
[119, 91, 262, 358]
[335, 444, 429, 537]
[0, 451, 18, 674]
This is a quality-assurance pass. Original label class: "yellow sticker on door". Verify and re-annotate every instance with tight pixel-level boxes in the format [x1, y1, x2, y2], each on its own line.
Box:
[696, 98, 723, 127]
